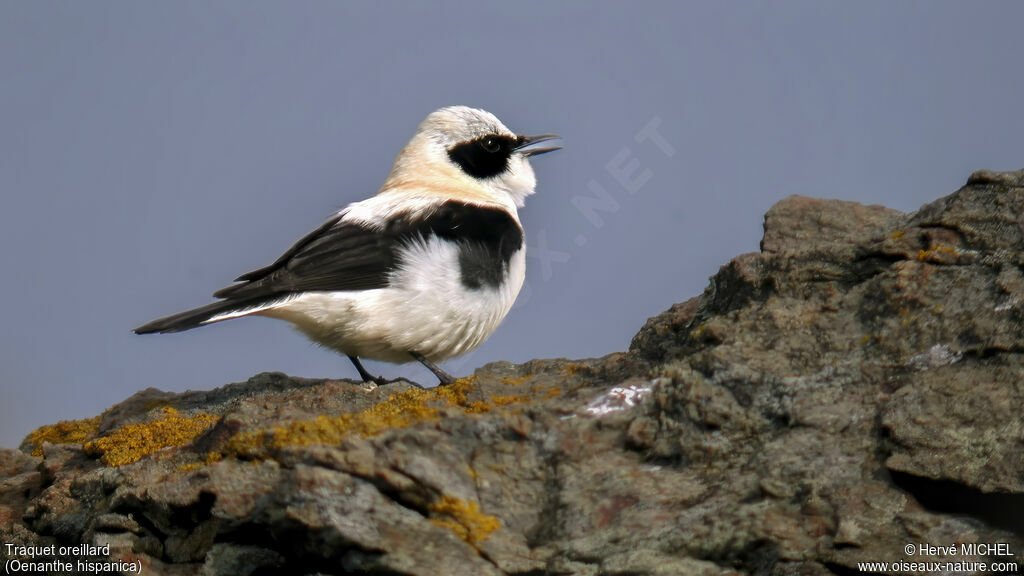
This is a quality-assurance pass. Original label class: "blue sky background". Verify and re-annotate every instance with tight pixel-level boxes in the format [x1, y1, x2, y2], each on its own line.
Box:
[2, 1, 1022, 447]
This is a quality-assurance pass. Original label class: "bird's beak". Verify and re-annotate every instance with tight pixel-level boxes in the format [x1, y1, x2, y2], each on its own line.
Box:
[515, 133, 563, 157]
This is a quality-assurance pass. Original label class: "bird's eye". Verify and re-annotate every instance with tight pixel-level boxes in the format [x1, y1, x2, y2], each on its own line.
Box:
[480, 137, 500, 153]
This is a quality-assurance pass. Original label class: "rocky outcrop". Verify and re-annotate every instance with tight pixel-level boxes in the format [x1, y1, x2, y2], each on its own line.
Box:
[2, 169, 1023, 575]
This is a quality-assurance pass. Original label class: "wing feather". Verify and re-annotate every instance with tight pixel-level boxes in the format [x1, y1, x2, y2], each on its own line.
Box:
[210, 198, 522, 302]
[212, 213, 403, 300]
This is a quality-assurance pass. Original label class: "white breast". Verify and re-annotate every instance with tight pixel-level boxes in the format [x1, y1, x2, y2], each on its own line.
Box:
[258, 235, 526, 363]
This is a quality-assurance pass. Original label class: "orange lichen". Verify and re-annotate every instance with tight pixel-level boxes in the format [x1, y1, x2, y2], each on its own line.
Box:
[429, 495, 501, 544]
[84, 407, 219, 467]
[499, 375, 532, 386]
[23, 416, 102, 456]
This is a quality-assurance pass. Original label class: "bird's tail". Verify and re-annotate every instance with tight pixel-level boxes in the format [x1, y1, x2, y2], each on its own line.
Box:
[134, 298, 272, 334]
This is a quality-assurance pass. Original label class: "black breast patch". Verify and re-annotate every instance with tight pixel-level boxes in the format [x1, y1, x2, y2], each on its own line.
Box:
[393, 201, 523, 290]
[212, 200, 523, 302]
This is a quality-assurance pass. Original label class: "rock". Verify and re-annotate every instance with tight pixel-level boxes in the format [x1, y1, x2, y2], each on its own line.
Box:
[2, 169, 1023, 575]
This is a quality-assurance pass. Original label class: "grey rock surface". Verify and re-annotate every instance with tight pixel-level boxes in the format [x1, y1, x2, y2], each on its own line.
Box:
[2, 169, 1023, 575]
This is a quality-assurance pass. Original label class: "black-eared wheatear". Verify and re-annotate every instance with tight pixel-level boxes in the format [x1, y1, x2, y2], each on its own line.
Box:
[135, 106, 560, 386]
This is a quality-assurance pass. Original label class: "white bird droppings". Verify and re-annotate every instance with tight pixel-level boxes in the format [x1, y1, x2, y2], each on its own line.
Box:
[585, 383, 653, 416]
[906, 344, 962, 371]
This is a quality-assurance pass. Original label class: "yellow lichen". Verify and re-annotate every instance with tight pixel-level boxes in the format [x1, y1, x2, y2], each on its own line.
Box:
[429, 495, 501, 544]
[892, 230, 905, 239]
[499, 375, 532, 386]
[464, 400, 494, 414]
[689, 323, 708, 341]
[561, 363, 585, 376]
[141, 399, 171, 412]
[490, 394, 530, 406]
[465, 394, 532, 414]
[177, 450, 225, 472]
[543, 387, 562, 400]
[23, 416, 102, 456]
[222, 378, 544, 459]
[226, 377, 480, 457]
[84, 407, 219, 467]
[917, 245, 958, 262]
[220, 429, 266, 458]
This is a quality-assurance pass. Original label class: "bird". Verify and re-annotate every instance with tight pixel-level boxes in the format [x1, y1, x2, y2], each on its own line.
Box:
[134, 106, 561, 386]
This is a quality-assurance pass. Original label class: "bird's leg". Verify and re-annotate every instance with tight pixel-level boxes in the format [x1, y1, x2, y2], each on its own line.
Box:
[347, 355, 378, 382]
[410, 352, 456, 385]
[347, 355, 402, 387]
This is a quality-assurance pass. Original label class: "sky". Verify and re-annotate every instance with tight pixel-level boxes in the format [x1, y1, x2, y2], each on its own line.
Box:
[2, 1, 1023, 448]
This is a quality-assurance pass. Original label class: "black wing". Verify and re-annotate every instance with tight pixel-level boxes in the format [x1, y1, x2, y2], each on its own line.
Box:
[135, 200, 524, 335]
[134, 213, 393, 335]
[212, 214, 399, 300]
[212, 200, 523, 301]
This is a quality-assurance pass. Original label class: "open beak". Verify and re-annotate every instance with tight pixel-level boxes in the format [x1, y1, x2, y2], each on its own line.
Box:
[515, 133, 563, 157]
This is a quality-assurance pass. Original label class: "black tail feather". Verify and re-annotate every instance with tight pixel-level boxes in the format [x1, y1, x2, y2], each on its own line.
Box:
[134, 298, 269, 334]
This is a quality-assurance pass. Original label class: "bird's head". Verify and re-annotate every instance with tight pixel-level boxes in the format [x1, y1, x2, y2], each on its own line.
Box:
[384, 106, 561, 208]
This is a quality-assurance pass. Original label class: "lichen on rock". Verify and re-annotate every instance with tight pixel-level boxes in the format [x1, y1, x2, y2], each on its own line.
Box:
[429, 495, 501, 545]
[83, 406, 218, 466]
[3, 169, 1024, 576]
[21, 415, 101, 456]
[220, 376, 537, 460]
